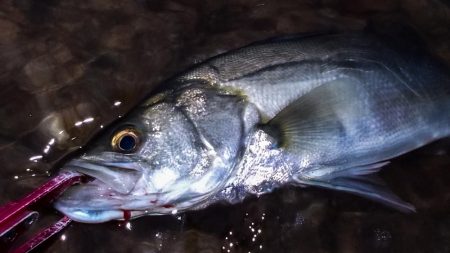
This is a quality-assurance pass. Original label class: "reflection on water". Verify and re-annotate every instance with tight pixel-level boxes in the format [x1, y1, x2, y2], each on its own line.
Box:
[0, 0, 449, 252]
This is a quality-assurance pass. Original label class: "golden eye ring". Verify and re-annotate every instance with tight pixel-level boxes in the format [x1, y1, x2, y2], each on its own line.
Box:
[111, 128, 140, 152]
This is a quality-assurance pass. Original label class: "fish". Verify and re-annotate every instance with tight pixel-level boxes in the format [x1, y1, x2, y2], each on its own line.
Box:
[54, 32, 450, 223]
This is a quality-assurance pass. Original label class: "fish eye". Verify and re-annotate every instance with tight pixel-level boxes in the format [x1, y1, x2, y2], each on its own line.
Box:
[111, 128, 140, 152]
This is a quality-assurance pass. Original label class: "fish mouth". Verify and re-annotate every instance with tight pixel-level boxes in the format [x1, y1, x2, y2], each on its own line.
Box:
[55, 155, 222, 223]
[54, 157, 166, 223]
[64, 158, 143, 194]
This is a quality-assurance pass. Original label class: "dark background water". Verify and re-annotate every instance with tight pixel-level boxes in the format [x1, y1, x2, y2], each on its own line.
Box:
[0, 0, 449, 252]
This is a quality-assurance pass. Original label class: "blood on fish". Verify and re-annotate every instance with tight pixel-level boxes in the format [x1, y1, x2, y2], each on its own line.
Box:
[161, 204, 174, 208]
[122, 210, 131, 221]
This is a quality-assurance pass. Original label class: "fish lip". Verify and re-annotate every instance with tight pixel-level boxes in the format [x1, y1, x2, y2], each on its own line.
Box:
[63, 157, 143, 194]
[55, 201, 173, 223]
[57, 155, 198, 222]
[54, 180, 177, 223]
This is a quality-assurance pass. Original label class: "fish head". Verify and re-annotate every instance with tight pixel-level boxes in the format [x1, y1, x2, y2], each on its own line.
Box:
[55, 86, 248, 223]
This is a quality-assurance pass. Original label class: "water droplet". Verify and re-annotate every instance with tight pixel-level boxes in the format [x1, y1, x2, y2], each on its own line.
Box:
[374, 228, 392, 241]
[83, 117, 94, 123]
[29, 155, 42, 161]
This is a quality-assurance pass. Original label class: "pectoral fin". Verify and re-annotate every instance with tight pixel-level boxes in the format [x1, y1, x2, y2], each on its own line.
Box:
[293, 163, 416, 212]
[264, 81, 415, 212]
[263, 80, 352, 153]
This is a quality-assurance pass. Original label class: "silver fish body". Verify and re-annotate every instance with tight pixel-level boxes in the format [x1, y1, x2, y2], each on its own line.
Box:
[55, 33, 450, 223]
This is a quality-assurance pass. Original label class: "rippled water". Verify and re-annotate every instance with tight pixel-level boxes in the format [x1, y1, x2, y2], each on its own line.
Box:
[0, 0, 449, 252]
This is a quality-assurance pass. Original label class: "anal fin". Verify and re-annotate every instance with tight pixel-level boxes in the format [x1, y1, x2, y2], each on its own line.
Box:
[293, 162, 416, 213]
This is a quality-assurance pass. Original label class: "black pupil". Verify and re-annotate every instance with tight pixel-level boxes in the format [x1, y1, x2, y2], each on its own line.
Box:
[119, 135, 136, 151]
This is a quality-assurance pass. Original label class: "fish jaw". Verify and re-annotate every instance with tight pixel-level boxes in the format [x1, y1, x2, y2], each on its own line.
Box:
[54, 176, 214, 223]
[54, 157, 166, 223]
[64, 158, 144, 194]
[54, 157, 214, 223]
[54, 180, 129, 223]
[54, 177, 181, 223]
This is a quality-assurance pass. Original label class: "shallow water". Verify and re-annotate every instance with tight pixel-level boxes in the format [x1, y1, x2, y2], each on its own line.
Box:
[0, 0, 449, 252]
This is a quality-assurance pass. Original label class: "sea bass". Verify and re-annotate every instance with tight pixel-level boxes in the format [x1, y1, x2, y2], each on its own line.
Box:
[55, 33, 450, 223]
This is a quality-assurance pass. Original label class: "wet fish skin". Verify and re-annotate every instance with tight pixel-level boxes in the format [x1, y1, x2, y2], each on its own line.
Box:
[55, 33, 450, 223]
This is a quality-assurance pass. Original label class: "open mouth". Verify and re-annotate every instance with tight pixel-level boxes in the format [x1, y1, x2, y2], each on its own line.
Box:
[54, 158, 181, 223]
[64, 159, 143, 194]
[54, 158, 143, 222]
